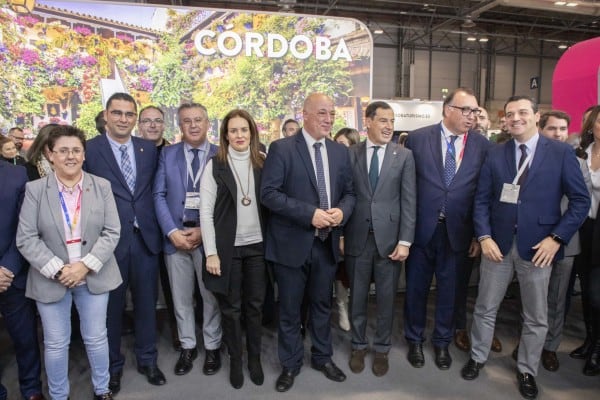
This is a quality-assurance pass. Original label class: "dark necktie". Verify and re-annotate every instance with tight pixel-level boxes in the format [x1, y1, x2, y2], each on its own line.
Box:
[188, 148, 200, 191]
[119, 144, 135, 193]
[313, 142, 330, 241]
[517, 144, 529, 185]
[369, 145, 380, 192]
[443, 135, 458, 187]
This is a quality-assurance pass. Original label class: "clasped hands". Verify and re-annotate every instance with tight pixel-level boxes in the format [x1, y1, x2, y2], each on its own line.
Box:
[57, 261, 90, 288]
[170, 227, 202, 251]
[312, 208, 343, 229]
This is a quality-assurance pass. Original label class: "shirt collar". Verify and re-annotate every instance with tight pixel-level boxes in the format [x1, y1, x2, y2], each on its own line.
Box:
[301, 129, 327, 148]
[55, 172, 84, 193]
[440, 122, 466, 139]
[365, 137, 387, 151]
[184, 140, 209, 153]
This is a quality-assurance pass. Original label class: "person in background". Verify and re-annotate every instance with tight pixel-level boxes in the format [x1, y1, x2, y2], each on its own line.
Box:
[25, 124, 58, 181]
[95, 111, 106, 136]
[344, 101, 416, 377]
[8, 127, 27, 159]
[332, 127, 361, 332]
[0, 160, 44, 400]
[200, 109, 267, 389]
[570, 105, 600, 375]
[474, 107, 491, 137]
[0, 136, 27, 166]
[17, 125, 122, 400]
[281, 119, 300, 138]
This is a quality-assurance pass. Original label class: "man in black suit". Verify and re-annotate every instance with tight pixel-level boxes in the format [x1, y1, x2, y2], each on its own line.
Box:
[261, 93, 355, 392]
[0, 161, 44, 400]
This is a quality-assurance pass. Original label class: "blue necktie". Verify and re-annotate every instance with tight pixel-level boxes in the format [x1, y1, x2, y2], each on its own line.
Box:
[313, 142, 330, 241]
[119, 144, 135, 193]
[369, 145, 380, 192]
[444, 136, 458, 187]
[517, 144, 529, 185]
[188, 148, 200, 191]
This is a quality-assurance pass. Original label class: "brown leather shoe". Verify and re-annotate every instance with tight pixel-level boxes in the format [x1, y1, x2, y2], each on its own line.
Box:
[372, 352, 389, 377]
[491, 336, 502, 353]
[349, 349, 367, 373]
[541, 349, 559, 372]
[28, 394, 46, 400]
[454, 329, 470, 352]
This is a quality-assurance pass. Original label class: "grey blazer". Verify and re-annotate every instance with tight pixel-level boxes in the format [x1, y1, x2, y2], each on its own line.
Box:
[17, 173, 122, 303]
[344, 141, 417, 257]
[563, 157, 592, 257]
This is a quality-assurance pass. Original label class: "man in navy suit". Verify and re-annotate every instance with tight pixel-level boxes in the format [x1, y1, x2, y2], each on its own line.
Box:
[153, 103, 222, 377]
[84, 93, 166, 393]
[404, 87, 491, 370]
[261, 93, 355, 392]
[461, 96, 589, 400]
[0, 161, 44, 400]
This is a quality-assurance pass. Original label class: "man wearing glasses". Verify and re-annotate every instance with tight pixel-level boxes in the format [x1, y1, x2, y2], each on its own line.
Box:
[138, 106, 170, 152]
[84, 92, 166, 394]
[8, 127, 27, 159]
[403, 87, 491, 371]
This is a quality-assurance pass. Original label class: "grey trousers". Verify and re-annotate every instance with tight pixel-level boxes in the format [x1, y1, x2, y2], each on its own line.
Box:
[470, 241, 552, 376]
[346, 233, 401, 353]
[165, 248, 222, 350]
[545, 255, 574, 352]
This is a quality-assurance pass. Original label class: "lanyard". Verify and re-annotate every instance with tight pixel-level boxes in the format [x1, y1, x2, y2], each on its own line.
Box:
[511, 153, 532, 185]
[58, 189, 82, 237]
[186, 148, 207, 190]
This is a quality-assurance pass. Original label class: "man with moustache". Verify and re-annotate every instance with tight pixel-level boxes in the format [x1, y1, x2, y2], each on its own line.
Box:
[261, 93, 355, 392]
[281, 119, 300, 138]
[84, 92, 166, 393]
[139, 106, 171, 151]
[153, 103, 222, 377]
[403, 87, 491, 371]
[462, 97, 589, 400]
[344, 101, 416, 377]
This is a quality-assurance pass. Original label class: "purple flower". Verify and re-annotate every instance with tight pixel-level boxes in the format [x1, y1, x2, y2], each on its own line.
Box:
[138, 78, 153, 91]
[21, 48, 40, 65]
[74, 26, 93, 36]
[55, 56, 75, 70]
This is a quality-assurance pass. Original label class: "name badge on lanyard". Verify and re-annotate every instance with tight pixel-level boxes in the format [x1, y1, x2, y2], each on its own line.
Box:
[185, 192, 201, 210]
[500, 153, 531, 204]
[59, 190, 83, 262]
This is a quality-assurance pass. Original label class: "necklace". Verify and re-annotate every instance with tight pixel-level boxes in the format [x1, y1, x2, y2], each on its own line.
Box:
[227, 154, 251, 206]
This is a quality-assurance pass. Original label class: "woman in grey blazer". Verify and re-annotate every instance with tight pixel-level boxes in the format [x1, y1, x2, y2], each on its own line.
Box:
[16, 125, 121, 400]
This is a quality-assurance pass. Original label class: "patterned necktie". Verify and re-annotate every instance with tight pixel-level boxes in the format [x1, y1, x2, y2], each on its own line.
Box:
[444, 135, 458, 187]
[369, 145, 380, 192]
[517, 144, 529, 185]
[119, 144, 135, 193]
[313, 142, 330, 241]
[188, 148, 200, 191]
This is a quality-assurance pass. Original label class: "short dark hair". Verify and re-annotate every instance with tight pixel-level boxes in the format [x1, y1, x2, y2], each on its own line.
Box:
[8, 127, 23, 135]
[365, 101, 392, 119]
[579, 105, 600, 152]
[504, 96, 538, 114]
[139, 105, 164, 120]
[281, 119, 299, 134]
[95, 111, 106, 135]
[442, 87, 477, 117]
[46, 125, 86, 152]
[539, 110, 570, 129]
[106, 92, 137, 112]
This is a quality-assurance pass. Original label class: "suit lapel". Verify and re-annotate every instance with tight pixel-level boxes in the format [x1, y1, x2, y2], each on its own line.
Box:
[132, 138, 145, 198]
[374, 143, 396, 195]
[505, 140, 517, 181]
[45, 176, 67, 244]
[355, 142, 371, 194]
[524, 135, 549, 188]
[326, 140, 338, 201]
[98, 134, 131, 196]
[177, 144, 187, 189]
[295, 134, 318, 192]
[80, 174, 93, 236]
[428, 125, 445, 184]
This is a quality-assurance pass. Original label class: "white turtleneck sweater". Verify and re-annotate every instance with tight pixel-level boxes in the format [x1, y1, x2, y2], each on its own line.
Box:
[199, 147, 263, 257]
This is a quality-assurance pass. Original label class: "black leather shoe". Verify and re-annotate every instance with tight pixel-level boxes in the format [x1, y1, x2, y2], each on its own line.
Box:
[311, 361, 346, 382]
[571, 336, 593, 359]
[583, 339, 600, 376]
[108, 371, 122, 395]
[248, 356, 264, 385]
[174, 348, 198, 375]
[434, 346, 452, 370]
[137, 365, 167, 386]
[275, 368, 298, 392]
[229, 358, 244, 389]
[203, 349, 221, 375]
[93, 392, 113, 400]
[541, 349, 559, 372]
[461, 358, 484, 380]
[517, 372, 538, 399]
[407, 343, 425, 368]
[512, 345, 519, 362]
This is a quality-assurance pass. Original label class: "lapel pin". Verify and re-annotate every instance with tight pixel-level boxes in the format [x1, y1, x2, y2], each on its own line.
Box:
[140, 148, 144, 152]
[393, 151, 397, 155]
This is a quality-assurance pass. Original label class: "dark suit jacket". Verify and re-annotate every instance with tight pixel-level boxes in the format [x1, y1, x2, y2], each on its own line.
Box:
[260, 131, 356, 267]
[405, 124, 491, 252]
[474, 135, 590, 261]
[344, 141, 416, 257]
[153, 141, 218, 255]
[0, 162, 27, 289]
[84, 134, 161, 258]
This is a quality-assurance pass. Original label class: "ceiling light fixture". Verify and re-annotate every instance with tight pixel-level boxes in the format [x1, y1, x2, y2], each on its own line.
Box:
[373, 28, 384, 34]
[566, 2, 578, 6]
[462, 15, 476, 28]
[554, 1, 567, 5]
[466, 36, 477, 41]
[558, 44, 568, 49]
[479, 37, 489, 42]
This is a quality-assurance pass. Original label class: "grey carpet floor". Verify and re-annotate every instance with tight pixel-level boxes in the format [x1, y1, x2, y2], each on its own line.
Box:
[1, 284, 598, 399]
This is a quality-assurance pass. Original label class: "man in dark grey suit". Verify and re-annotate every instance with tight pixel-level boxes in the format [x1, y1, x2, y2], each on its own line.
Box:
[344, 101, 416, 377]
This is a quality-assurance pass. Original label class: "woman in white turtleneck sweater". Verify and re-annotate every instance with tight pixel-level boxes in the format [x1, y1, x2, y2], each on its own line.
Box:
[199, 109, 267, 390]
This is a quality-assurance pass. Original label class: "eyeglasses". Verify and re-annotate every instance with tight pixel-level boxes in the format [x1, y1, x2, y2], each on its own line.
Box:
[53, 147, 84, 157]
[139, 118, 164, 125]
[109, 110, 137, 119]
[181, 117, 206, 126]
[448, 105, 482, 117]
[9, 135, 25, 140]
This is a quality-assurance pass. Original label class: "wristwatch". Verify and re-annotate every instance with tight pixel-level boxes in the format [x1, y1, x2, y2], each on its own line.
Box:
[550, 233, 564, 245]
